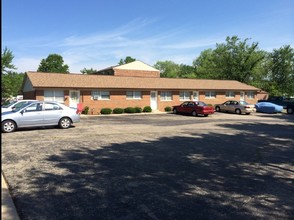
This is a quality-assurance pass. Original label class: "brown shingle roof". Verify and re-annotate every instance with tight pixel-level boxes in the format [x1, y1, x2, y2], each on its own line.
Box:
[25, 71, 260, 91]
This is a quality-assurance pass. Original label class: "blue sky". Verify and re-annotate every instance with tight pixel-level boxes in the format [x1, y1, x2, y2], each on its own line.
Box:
[2, 0, 294, 73]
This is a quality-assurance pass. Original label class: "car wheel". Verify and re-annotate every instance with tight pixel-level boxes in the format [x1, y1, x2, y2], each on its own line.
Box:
[173, 108, 178, 114]
[59, 117, 72, 129]
[192, 111, 197, 117]
[2, 120, 16, 133]
[287, 107, 293, 114]
[215, 106, 220, 112]
[235, 109, 241, 114]
[204, 114, 209, 117]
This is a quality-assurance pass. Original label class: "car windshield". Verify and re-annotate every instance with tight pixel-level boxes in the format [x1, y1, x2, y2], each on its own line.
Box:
[12, 102, 33, 112]
[197, 101, 207, 106]
[240, 101, 249, 105]
[2, 101, 17, 108]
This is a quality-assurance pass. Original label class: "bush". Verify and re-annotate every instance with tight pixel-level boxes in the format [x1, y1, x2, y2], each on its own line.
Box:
[100, 108, 112, 114]
[135, 107, 142, 113]
[164, 106, 172, 112]
[124, 107, 136, 113]
[82, 106, 89, 114]
[143, 106, 152, 112]
[207, 104, 213, 106]
[113, 108, 124, 114]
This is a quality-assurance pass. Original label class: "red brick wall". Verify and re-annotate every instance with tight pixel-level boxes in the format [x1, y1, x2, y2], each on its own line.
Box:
[114, 69, 160, 78]
[25, 89, 259, 114]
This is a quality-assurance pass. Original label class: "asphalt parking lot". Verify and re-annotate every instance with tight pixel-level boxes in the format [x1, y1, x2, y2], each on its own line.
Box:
[2, 112, 294, 220]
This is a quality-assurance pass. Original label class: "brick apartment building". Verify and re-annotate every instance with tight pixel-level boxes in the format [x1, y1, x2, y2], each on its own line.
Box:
[22, 61, 261, 114]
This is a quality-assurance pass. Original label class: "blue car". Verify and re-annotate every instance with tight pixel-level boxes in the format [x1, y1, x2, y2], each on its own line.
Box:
[255, 102, 283, 113]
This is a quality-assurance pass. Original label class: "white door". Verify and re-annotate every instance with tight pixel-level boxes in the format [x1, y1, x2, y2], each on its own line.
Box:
[240, 92, 245, 101]
[150, 91, 158, 110]
[69, 90, 80, 108]
[193, 91, 199, 101]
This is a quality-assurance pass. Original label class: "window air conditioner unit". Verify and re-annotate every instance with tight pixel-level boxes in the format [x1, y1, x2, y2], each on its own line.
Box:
[93, 95, 99, 100]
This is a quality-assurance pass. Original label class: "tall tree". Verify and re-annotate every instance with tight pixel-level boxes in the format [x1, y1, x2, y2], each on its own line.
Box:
[153, 61, 180, 78]
[2, 72, 25, 99]
[118, 56, 136, 65]
[193, 36, 265, 83]
[193, 49, 217, 79]
[269, 45, 294, 96]
[1, 47, 17, 74]
[37, 54, 69, 73]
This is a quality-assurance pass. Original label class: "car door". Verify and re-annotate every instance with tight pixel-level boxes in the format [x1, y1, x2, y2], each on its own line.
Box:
[43, 102, 64, 125]
[178, 102, 188, 113]
[186, 102, 195, 114]
[226, 101, 236, 113]
[222, 101, 231, 112]
[18, 102, 44, 127]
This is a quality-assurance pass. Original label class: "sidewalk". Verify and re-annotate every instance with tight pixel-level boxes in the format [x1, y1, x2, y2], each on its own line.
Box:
[2, 173, 20, 220]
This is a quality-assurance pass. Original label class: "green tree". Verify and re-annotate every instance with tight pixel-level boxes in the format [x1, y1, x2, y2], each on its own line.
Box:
[178, 64, 197, 78]
[80, 67, 98, 74]
[37, 54, 69, 73]
[1, 47, 17, 74]
[153, 61, 180, 78]
[118, 56, 136, 65]
[269, 45, 294, 96]
[193, 49, 217, 79]
[193, 36, 265, 83]
[2, 72, 25, 99]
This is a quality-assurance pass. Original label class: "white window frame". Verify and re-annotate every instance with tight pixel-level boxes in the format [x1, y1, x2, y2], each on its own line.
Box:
[160, 91, 172, 101]
[44, 90, 64, 103]
[126, 91, 142, 100]
[246, 91, 254, 99]
[205, 91, 216, 99]
[179, 91, 191, 101]
[91, 90, 110, 100]
[225, 91, 235, 98]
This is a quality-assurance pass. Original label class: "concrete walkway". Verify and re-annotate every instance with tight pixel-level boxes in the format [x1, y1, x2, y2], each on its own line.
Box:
[2, 173, 20, 220]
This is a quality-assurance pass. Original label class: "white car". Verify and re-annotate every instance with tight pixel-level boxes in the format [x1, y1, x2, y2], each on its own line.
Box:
[1, 100, 38, 113]
[2, 101, 80, 133]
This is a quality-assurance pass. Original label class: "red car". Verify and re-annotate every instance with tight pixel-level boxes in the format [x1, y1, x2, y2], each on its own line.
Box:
[172, 101, 215, 117]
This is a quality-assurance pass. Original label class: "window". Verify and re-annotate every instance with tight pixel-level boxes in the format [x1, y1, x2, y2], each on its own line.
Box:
[25, 103, 43, 112]
[126, 91, 142, 99]
[225, 91, 235, 98]
[160, 91, 172, 101]
[44, 90, 64, 103]
[205, 91, 216, 99]
[246, 91, 254, 99]
[180, 91, 191, 100]
[44, 103, 62, 111]
[91, 90, 110, 100]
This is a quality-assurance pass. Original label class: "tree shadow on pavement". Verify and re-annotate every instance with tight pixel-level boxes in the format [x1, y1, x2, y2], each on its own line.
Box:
[9, 123, 294, 220]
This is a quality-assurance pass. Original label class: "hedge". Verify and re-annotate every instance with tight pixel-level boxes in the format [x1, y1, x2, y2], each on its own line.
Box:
[143, 106, 152, 112]
[100, 108, 112, 114]
[113, 108, 124, 114]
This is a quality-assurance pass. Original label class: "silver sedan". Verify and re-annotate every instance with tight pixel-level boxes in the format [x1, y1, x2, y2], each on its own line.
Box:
[215, 100, 256, 115]
[1, 101, 80, 133]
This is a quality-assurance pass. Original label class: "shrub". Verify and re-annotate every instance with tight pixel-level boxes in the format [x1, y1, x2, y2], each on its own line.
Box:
[124, 107, 136, 113]
[207, 104, 213, 106]
[135, 107, 142, 113]
[164, 106, 172, 112]
[113, 108, 124, 114]
[143, 106, 152, 112]
[100, 108, 112, 114]
[82, 106, 89, 114]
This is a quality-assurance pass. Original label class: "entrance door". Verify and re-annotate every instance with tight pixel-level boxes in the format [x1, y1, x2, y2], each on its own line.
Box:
[69, 90, 80, 108]
[240, 92, 245, 101]
[150, 91, 158, 110]
[193, 91, 199, 101]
